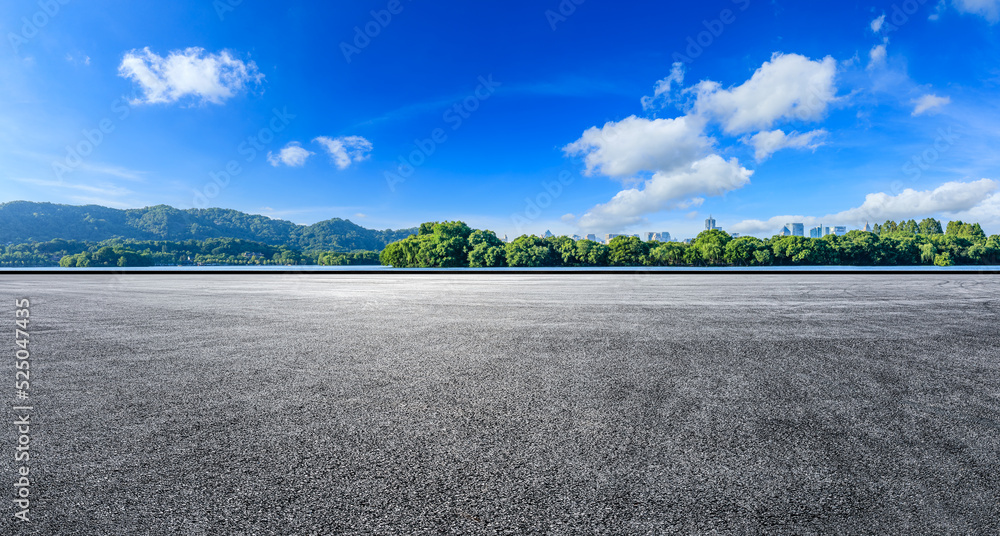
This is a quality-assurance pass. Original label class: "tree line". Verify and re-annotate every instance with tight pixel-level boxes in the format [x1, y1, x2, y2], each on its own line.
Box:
[379, 219, 1000, 268]
[0, 238, 380, 268]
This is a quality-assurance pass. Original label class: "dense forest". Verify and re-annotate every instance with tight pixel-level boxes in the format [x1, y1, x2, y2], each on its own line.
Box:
[0, 201, 415, 251]
[380, 219, 1000, 268]
[0, 238, 380, 268]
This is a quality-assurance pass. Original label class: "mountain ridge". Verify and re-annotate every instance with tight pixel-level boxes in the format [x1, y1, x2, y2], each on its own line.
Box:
[0, 201, 417, 251]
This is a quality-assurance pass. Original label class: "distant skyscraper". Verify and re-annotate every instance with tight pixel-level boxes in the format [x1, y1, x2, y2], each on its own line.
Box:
[788, 223, 804, 237]
[809, 225, 823, 238]
[645, 232, 655, 241]
[705, 215, 720, 231]
[585, 234, 597, 242]
[863, 222, 873, 232]
[779, 225, 791, 236]
[658, 232, 671, 242]
[543, 230, 553, 238]
[834, 226, 847, 236]
[605, 233, 621, 243]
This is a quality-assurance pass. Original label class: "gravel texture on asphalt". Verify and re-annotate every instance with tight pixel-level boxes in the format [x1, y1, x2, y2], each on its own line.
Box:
[1, 273, 998, 535]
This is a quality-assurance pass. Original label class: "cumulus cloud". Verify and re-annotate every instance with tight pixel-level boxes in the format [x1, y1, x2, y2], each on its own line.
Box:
[953, 0, 1000, 22]
[748, 129, 827, 161]
[562, 115, 710, 177]
[640, 62, 685, 110]
[730, 179, 999, 234]
[692, 53, 838, 134]
[266, 142, 314, 167]
[574, 155, 753, 230]
[118, 47, 263, 105]
[313, 136, 373, 170]
[911, 94, 951, 116]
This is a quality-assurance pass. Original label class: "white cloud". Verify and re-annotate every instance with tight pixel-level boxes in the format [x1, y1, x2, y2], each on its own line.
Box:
[562, 115, 710, 177]
[868, 43, 888, 68]
[118, 47, 263, 105]
[953, 191, 1000, 226]
[313, 136, 373, 170]
[692, 53, 838, 134]
[747, 129, 827, 161]
[953, 0, 1000, 22]
[911, 94, 951, 116]
[266, 142, 314, 167]
[870, 14, 886, 33]
[730, 179, 999, 234]
[575, 155, 753, 230]
[640, 62, 685, 110]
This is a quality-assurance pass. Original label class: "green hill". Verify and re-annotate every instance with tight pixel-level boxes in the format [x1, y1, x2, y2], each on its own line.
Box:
[0, 201, 416, 251]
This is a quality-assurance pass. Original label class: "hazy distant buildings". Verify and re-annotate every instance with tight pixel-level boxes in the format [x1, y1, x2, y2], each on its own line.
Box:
[644, 231, 671, 242]
[863, 222, 873, 232]
[585, 234, 597, 242]
[809, 225, 823, 238]
[605, 233, 621, 243]
[705, 215, 721, 231]
[834, 226, 847, 236]
[779, 225, 791, 236]
[784, 222, 804, 237]
[543, 230, 553, 238]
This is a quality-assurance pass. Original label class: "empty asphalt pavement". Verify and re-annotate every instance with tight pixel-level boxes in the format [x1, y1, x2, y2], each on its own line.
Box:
[1, 273, 998, 534]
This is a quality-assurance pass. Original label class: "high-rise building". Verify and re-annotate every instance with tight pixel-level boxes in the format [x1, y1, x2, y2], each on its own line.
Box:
[657, 232, 671, 242]
[788, 223, 804, 236]
[834, 226, 847, 236]
[779, 225, 791, 236]
[863, 222, 873, 233]
[585, 234, 597, 242]
[605, 233, 621, 243]
[809, 225, 823, 238]
[645, 232, 655, 241]
[543, 230, 553, 238]
[705, 215, 720, 231]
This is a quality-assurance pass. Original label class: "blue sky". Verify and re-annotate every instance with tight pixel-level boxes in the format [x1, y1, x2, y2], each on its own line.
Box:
[3, 0, 1000, 239]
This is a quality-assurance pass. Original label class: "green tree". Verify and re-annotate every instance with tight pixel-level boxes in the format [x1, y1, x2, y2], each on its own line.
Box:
[724, 236, 761, 266]
[505, 235, 554, 267]
[467, 230, 507, 267]
[934, 252, 954, 266]
[649, 242, 687, 266]
[545, 236, 579, 266]
[607, 236, 649, 266]
[919, 218, 943, 235]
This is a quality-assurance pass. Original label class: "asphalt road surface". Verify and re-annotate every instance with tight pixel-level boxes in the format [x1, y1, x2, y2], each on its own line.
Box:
[1, 273, 998, 535]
